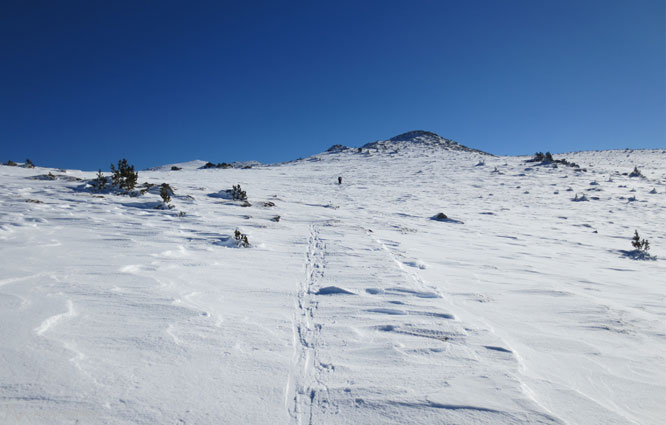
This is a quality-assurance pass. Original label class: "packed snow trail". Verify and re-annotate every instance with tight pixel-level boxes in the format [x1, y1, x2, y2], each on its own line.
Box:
[288, 224, 327, 425]
[282, 217, 565, 424]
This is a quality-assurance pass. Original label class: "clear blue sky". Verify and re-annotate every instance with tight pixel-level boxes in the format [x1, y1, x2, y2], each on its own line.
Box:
[1, 0, 664, 170]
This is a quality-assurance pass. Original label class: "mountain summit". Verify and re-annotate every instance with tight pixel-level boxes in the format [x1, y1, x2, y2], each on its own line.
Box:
[388, 130, 448, 143]
[362, 130, 489, 155]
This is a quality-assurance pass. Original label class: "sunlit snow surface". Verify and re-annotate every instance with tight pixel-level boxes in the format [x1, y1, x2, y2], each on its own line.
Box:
[1, 147, 665, 424]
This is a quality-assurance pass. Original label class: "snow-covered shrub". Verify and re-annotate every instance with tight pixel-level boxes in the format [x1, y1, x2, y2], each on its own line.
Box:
[629, 167, 641, 177]
[25, 158, 35, 168]
[527, 152, 581, 169]
[572, 193, 588, 202]
[234, 229, 250, 247]
[160, 183, 174, 204]
[232, 184, 247, 201]
[110, 159, 138, 191]
[529, 152, 554, 163]
[5, 160, 17, 166]
[202, 162, 232, 169]
[171, 166, 182, 171]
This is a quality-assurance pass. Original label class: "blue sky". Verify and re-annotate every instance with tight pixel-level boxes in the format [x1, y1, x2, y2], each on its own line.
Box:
[1, 0, 664, 170]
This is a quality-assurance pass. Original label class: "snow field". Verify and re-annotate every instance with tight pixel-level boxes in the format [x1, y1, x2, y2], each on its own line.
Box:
[0, 147, 664, 424]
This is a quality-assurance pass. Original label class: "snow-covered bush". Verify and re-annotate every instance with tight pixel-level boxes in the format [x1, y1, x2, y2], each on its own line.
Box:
[628, 167, 643, 178]
[160, 183, 174, 204]
[25, 158, 35, 168]
[5, 160, 17, 166]
[202, 162, 232, 169]
[110, 159, 138, 191]
[234, 229, 250, 247]
[232, 184, 247, 201]
[529, 152, 554, 163]
[527, 152, 581, 169]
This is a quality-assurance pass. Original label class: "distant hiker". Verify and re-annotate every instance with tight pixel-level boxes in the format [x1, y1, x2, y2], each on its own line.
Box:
[338, 176, 342, 185]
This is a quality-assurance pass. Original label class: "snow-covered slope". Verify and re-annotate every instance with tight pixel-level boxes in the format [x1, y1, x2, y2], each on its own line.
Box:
[1, 144, 664, 424]
[147, 159, 263, 171]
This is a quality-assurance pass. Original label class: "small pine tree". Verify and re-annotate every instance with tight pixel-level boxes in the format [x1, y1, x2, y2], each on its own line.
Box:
[232, 184, 247, 201]
[93, 170, 107, 191]
[631, 230, 641, 250]
[160, 183, 173, 204]
[632, 230, 650, 252]
[110, 158, 138, 191]
[25, 158, 35, 168]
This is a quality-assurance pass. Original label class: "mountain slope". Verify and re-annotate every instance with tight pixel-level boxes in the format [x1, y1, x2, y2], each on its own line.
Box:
[0, 146, 664, 424]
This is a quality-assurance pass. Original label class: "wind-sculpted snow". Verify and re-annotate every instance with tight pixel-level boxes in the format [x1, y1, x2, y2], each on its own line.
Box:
[0, 146, 664, 424]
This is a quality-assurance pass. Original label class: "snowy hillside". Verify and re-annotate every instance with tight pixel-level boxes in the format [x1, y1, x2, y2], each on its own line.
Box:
[1, 139, 665, 424]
